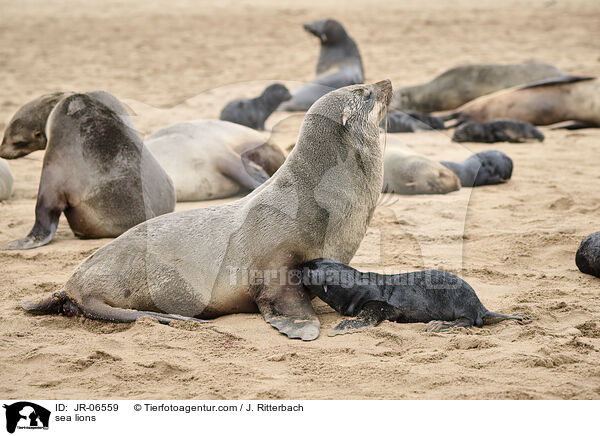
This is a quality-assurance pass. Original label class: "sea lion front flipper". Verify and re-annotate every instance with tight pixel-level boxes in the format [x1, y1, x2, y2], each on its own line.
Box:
[3, 180, 65, 250]
[254, 284, 320, 341]
[550, 121, 598, 130]
[329, 301, 396, 336]
[217, 150, 269, 190]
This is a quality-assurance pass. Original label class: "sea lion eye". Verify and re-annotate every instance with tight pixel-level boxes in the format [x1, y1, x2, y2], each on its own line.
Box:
[364, 90, 373, 101]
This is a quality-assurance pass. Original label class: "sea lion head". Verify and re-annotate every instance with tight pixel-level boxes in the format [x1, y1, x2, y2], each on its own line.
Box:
[390, 87, 415, 111]
[303, 18, 348, 45]
[305, 80, 392, 147]
[0, 92, 66, 159]
[300, 258, 367, 315]
[471, 150, 513, 185]
[261, 83, 292, 106]
[399, 157, 461, 194]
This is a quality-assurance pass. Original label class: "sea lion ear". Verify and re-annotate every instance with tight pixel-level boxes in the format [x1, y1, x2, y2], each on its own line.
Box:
[341, 107, 351, 126]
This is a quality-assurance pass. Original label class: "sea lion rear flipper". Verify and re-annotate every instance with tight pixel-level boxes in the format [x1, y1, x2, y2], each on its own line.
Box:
[550, 121, 598, 130]
[79, 299, 211, 324]
[254, 284, 320, 341]
[517, 75, 595, 90]
[217, 150, 269, 190]
[482, 312, 531, 325]
[426, 317, 474, 332]
[23, 293, 211, 325]
[329, 301, 396, 336]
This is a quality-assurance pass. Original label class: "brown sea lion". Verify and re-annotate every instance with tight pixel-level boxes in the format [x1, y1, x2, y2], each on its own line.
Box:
[3, 93, 175, 250]
[391, 62, 563, 113]
[21, 80, 392, 341]
[448, 76, 599, 127]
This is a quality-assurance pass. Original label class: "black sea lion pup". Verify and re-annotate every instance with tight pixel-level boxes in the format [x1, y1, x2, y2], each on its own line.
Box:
[576, 232, 600, 278]
[279, 19, 364, 111]
[381, 110, 445, 133]
[301, 258, 530, 335]
[452, 119, 544, 143]
[220, 83, 292, 130]
[441, 150, 513, 187]
[3, 93, 175, 250]
[21, 80, 392, 341]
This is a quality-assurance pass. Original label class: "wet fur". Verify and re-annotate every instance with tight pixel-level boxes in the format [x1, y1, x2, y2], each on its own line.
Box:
[576, 232, 600, 278]
[301, 258, 529, 333]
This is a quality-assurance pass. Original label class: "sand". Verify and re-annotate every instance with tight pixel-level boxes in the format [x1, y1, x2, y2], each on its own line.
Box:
[1, 0, 600, 400]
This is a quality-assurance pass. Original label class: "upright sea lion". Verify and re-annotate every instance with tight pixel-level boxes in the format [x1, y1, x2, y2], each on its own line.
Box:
[452, 119, 544, 143]
[576, 232, 600, 278]
[441, 150, 513, 187]
[220, 83, 292, 130]
[382, 140, 460, 195]
[21, 80, 393, 341]
[0, 90, 133, 159]
[0, 158, 13, 201]
[391, 62, 563, 113]
[448, 76, 600, 127]
[3, 93, 175, 250]
[301, 258, 530, 335]
[279, 19, 364, 111]
[145, 120, 285, 201]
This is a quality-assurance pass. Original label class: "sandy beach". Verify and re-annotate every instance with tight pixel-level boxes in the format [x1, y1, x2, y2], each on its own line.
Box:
[1, 0, 599, 399]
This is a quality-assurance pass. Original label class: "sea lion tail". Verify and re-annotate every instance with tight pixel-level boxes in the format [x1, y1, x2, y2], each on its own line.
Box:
[482, 311, 531, 325]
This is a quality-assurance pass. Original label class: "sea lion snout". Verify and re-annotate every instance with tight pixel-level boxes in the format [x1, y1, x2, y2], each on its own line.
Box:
[375, 79, 393, 105]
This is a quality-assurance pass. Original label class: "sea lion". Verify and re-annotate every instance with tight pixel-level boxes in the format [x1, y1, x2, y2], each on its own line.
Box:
[3, 93, 175, 250]
[382, 142, 461, 195]
[452, 119, 544, 143]
[382, 110, 444, 133]
[441, 150, 513, 187]
[0, 158, 13, 201]
[279, 19, 364, 111]
[301, 258, 530, 335]
[144, 120, 286, 201]
[220, 83, 292, 130]
[576, 232, 600, 278]
[21, 80, 393, 341]
[448, 76, 600, 127]
[0, 90, 134, 159]
[391, 62, 563, 113]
